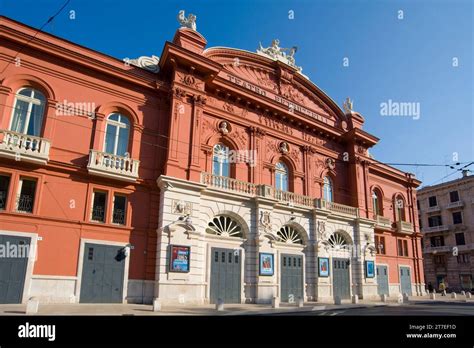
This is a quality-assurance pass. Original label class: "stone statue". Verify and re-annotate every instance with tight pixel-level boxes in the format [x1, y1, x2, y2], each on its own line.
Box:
[257, 40, 303, 74]
[123, 55, 160, 73]
[343, 97, 353, 114]
[284, 46, 297, 66]
[177, 10, 197, 31]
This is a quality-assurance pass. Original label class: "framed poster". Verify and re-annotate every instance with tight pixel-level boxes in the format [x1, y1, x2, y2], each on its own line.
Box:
[318, 257, 330, 277]
[169, 245, 190, 273]
[259, 253, 274, 276]
[365, 260, 375, 278]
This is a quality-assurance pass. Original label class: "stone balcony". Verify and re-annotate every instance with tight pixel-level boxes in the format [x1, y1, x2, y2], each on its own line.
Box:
[200, 172, 359, 217]
[421, 225, 450, 234]
[426, 205, 441, 213]
[374, 215, 392, 230]
[447, 200, 464, 209]
[0, 129, 50, 164]
[423, 245, 451, 253]
[87, 149, 140, 182]
[396, 220, 415, 234]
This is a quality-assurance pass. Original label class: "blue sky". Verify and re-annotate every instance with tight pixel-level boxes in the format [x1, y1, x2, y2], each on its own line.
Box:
[2, 0, 472, 187]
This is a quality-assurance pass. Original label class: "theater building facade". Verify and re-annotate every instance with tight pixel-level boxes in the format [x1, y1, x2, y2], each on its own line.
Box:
[0, 14, 424, 305]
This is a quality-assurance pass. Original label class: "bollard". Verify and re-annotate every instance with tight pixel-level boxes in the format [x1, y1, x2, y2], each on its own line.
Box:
[351, 294, 359, 304]
[461, 291, 465, 296]
[429, 292, 436, 300]
[271, 296, 280, 309]
[380, 294, 387, 302]
[403, 293, 410, 302]
[442, 290, 447, 296]
[451, 292, 457, 299]
[26, 297, 39, 314]
[334, 296, 342, 305]
[397, 294, 404, 304]
[153, 299, 161, 312]
[216, 298, 224, 311]
[466, 292, 472, 299]
[297, 296, 304, 308]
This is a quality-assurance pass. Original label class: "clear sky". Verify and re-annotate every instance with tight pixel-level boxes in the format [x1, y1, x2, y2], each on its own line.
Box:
[1, 0, 472, 187]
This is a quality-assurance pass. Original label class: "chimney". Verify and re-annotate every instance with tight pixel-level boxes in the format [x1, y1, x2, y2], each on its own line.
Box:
[462, 170, 469, 178]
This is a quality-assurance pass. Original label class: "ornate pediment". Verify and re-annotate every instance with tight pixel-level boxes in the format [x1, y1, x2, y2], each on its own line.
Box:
[204, 47, 345, 127]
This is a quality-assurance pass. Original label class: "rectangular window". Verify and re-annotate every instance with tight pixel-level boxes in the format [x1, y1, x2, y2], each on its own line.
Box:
[403, 240, 409, 257]
[112, 194, 126, 225]
[449, 191, 459, 203]
[434, 255, 446, 265]
[428, 196, 437, 207]
[397, 239, 403, 256]
[16, 178, 36, 213]
[452, 211, 462, 225]
[416, 200, 420, 210]
[428, 215, 442, 227]
[457, 254, 470, 264]
[455, 233, 465, 246]
[430, 236, 445, 247]
[91, 191, 107, 222]
[0, 175, 11, 210]
[375, 236, 386, 255]
[419, 218, 422, 229]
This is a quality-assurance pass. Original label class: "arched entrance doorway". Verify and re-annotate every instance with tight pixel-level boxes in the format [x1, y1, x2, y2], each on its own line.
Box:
[327, 231, 352, 300]
[276, 225, 305, 302]
[206, 215, 245, 304]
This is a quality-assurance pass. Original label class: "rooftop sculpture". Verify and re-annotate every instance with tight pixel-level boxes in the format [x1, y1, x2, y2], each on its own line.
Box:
[257, 39, 303, 74]
[177, 10, 197, 31]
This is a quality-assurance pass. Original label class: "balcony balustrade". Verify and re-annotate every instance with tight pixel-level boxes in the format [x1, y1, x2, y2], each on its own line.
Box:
[0, 129, 50, 164]
[87, 150, 139, 182]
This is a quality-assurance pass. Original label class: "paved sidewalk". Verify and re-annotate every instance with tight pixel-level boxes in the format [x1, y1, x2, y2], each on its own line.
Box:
[0, 295, 470, 316]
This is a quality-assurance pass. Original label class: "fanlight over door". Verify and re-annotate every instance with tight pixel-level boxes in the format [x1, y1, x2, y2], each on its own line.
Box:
[207, 216, 243, 238]
[277, 225, 303, 245]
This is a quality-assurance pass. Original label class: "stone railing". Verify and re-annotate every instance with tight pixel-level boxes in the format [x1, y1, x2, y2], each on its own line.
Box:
[316, 199, 359, 217]
[201, 172, 258, 195]
[396, 220, 414, 234]
[447, 201, 464, 209]
[262, 186, 314, 207]
[201, 173, 358, 214]
[426, 205, 441, 213]
[0, 129, 50, 164]
[374, 215, 392, 229]
[423, 245, 451, 253]
[421, 225, 450, 234]
[87, 150, 139, 182]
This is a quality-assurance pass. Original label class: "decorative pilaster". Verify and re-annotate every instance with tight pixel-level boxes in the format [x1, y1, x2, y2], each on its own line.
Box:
[188, 93, 207, 181]
[0, 85, 12, 129]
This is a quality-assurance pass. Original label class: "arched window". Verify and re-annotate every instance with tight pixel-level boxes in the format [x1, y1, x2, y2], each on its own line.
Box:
[395, 195, 406, 221]
[206, 215, 243, 238]
[275, 162, 289, 191]
[104, 113, 130, 156]
[212, 143, 230, 177]
[328, 232, 348, 249]
[372, 190, 382, 216]
[10, 88, 46, 136]
[277, 225, 303, 244]
[323, 176, 333, 202]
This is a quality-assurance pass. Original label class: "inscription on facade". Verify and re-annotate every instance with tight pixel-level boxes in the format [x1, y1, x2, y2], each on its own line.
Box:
[226, 74, 331, 125]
